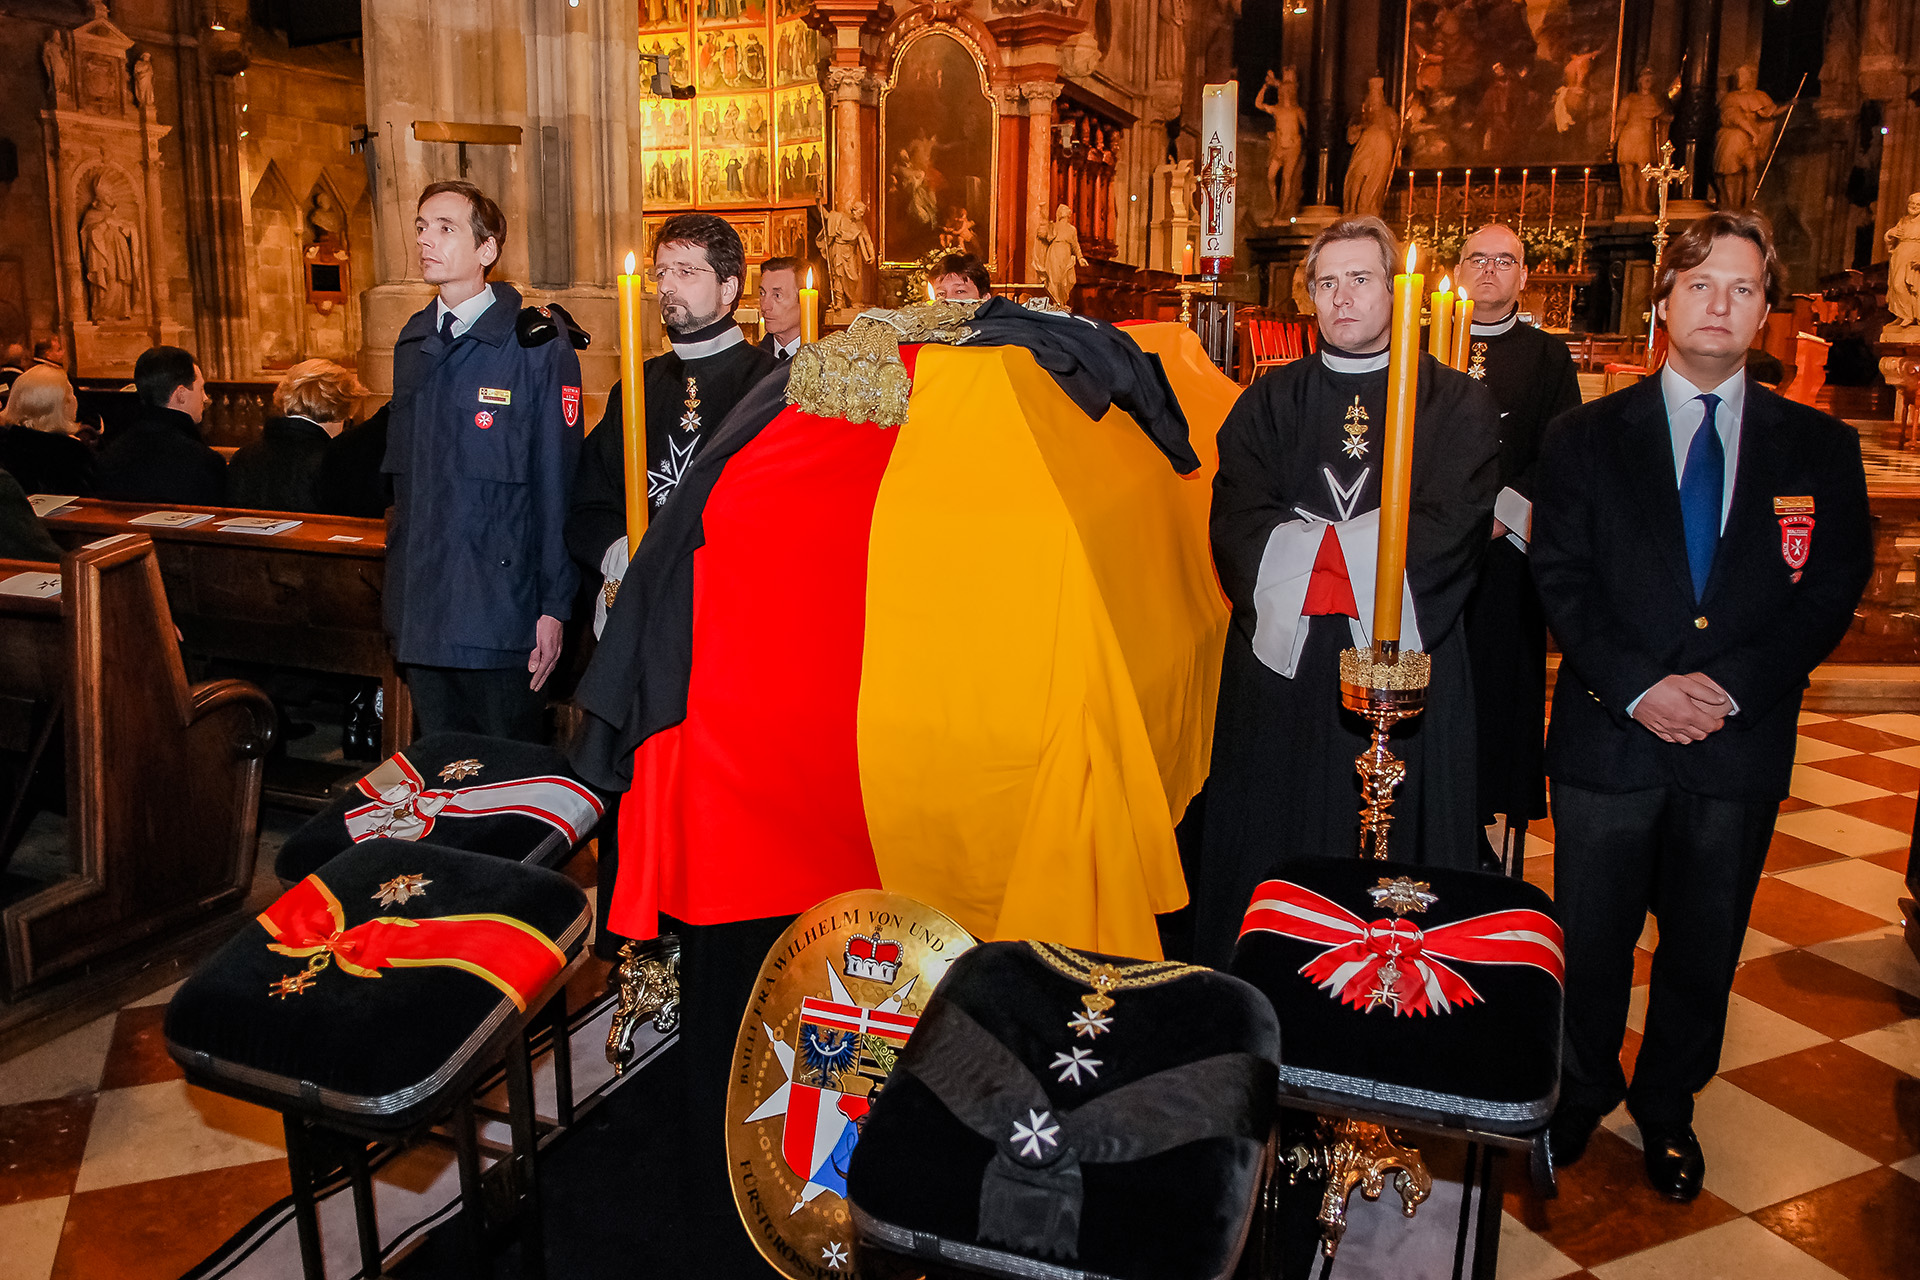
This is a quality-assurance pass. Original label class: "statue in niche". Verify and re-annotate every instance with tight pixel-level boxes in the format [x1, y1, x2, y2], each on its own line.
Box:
[817, 197, 874, 311]
[1885, 193, 1920, 332]
[1255, 67, 1307, 222]
[42, 37, 70, 105]
[1154, 0, 1185, 82]
[80, 188, 139, 321]
[1343, 76, 1397, 218]
[1713, 65, 1783, 212]
[133, 52, 154, 113]
[308, 190, 346, 245]
[1614, 67, 1671, 216]
[1036, 205, 1087, 307]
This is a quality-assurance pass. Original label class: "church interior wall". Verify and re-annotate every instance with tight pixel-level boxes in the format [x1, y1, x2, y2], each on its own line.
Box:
[0, 14, 66, 354]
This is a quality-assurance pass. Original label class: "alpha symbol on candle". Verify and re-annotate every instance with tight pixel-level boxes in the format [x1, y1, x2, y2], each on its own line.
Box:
[1341, 396, 1371, 460]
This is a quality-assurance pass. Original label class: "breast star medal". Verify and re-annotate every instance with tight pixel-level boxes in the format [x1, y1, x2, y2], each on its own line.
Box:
[679, 376, 702, 432]
[1368, 876, 1438, 916]
[439, 759, 484, 782]
[373, 873, 432, 907]
[1341, 395, 1370, 460]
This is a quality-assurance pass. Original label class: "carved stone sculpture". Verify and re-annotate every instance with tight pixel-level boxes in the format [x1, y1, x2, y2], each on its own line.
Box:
[817, 196, 875, 311]
[1614, 67, 1671, 216]
[1714, 65, 1781, 212]
[1343, 76, 1397, 218]
[1036, 204, 1088, 307]
[1257, 67, 1308, 222]
[80, 190, 138, 321]
[1886, 193, 1920, 332]
[132, 51, 153, 112]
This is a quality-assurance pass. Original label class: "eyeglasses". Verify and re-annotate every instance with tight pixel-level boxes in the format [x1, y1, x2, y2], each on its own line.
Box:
[1462, 253, 1521, 273]
[647, 263, 716, 284]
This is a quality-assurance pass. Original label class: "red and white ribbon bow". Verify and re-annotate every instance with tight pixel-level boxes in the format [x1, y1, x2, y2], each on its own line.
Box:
[1239, 879, 1565, 1018]
[343, 754, 604, 846]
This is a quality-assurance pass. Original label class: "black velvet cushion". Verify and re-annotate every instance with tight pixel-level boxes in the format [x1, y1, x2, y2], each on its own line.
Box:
[1229, 857, 1564, 1133]
[166, 840, 590, 1128]
[847, 941, 1279, 1280]
[276, 733, 607, 882]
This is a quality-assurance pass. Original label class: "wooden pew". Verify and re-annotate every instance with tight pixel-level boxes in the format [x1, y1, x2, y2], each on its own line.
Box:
[0, 539, 275, 997]
[39, 498, 413, 759]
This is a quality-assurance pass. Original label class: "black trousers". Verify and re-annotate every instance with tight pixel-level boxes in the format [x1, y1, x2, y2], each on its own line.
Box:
[403, 664, 545, 743]
[1552, 781, 1777, 1129]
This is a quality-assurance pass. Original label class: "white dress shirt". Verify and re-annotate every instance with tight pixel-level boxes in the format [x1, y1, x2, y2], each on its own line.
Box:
[434, 284, 497, 339]
[1659, 362, 1745, 534]
[768, 333, 803, 360]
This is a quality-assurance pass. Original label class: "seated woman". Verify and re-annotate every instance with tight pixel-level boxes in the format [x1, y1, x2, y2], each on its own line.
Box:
[0, 365, 95, 497]
[228, 359, 363, 513]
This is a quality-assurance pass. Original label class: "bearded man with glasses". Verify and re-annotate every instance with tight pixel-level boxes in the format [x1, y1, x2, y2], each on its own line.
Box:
[1450, 222, 1585, 874]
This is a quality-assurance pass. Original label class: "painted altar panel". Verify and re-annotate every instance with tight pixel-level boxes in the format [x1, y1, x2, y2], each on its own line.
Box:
[880, 30, 996, 267]
[1401, 0, 1625, 168]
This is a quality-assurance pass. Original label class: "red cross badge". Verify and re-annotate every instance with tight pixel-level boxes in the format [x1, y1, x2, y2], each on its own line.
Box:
[561, 385, 581, 428]
[474, 410, 494, 429]
[1778, 515, 1813, 573]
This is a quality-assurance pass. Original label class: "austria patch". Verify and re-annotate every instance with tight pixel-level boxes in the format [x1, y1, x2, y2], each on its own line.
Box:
[561, 385, 581, 428]
[1779, 514, 1813, 572]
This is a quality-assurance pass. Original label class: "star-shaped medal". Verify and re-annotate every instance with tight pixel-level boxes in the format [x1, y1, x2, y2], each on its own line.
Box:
[1067, 1007, 1113, 1039]
[1011, 1109, 1061, 1160]
[1050, 1046, 1103, 1085]
[1368, 876, 1438, 916]
[647, 434, 701, 509]
[1364, 958, 1404, 1013]
[373, 873, 432, 908]
[821, 1242, 849, 1270]
[439, 758, 483, 782]
[1342, 433, 1370, 460]
[679, 376, 702, 432]
[270, 970, 318, 999]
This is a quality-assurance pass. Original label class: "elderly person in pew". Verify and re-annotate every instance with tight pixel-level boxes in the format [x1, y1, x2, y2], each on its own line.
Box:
[0, 364, 95, 498]
[228, 360, 365, 514]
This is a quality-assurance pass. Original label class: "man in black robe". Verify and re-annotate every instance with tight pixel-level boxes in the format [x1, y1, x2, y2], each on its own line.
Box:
[1455, 222, 1584, 869]
[1194, 216, 1501, 968]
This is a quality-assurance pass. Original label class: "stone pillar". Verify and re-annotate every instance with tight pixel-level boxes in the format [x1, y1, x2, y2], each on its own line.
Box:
[1300, 0, 1343, 222]
[357, 0, 641, 396]
[824, 64, 881, 302]
[1023, 82, 1062, 282]
[1864, 5, 1920, 260]
[1673, 0, 1723, 206]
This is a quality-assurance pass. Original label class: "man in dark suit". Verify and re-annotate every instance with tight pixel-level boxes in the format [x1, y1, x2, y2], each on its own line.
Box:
[1533, 212, 1872, 1200]
[755, 255, 805, 361]
[95, 346, 226, 506]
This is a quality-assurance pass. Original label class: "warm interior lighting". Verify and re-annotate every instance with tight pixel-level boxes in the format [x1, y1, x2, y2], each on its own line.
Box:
[1405, 245, 1418, 274]
[625, 250, 637, 275]
[1438, 275, 1450, 293]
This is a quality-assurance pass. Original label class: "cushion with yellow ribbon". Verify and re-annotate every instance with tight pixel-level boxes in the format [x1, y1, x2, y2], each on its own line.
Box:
[166, 839, 589, 1127]
[1229, 856, 1565, 1133]
[275, 733, 608, 884]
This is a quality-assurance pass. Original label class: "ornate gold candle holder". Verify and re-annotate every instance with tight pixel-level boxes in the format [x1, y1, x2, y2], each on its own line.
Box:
[1338, 643, 1431, 862]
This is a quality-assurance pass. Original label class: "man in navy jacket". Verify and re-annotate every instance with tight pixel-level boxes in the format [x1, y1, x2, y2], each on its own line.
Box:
[383, 181, 582, 741]
[1533, 212, 1871, 1200]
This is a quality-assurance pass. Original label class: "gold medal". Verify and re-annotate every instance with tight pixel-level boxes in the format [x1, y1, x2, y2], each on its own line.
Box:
[1027, 940, 1208, 1040]
[1340, 395, 1370, 460]
[727, 891, 975, 1279]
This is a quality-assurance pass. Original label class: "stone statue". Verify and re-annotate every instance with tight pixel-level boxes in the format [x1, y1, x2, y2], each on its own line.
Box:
[1035, 204, 1087, 307]
[1154, 0, 1186, 83]
[42, 36, 69, 105]
[1614, 67, 1671, 216]
[308, 189, 345, 243]
[1343, 76, 1398, 218]
[1714, 65, 1782, 212]
[1886, 193, 1920, 331]
[816, 196, 874, 311]
[1256, 67, 1307, 222]
[133, 52, 154, 113]
[80, 190, 138, 321]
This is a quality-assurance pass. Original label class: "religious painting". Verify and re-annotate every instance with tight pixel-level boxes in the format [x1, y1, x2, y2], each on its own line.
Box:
[880, 30, 996, 266]
[641, 99, 694, 151]
[775, 84, 825, 149]
[774, 21, 820, 87]
[638, 0, 690, 32]
[695, 0, 765, 28]
[770, 207, 811, 260]
[1401, 0, 1625, 168]
[725, 212, 771, 260]
[697, 28, 768, 89]
[643, 148, 694, 206]
[639, 32, 692, 89]
[777, 142, 826, 203]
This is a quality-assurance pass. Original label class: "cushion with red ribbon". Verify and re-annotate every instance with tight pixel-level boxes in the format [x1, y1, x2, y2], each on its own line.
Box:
[166, 839, 589, 1127]
[845, 940, 1278, 1280]
[276, 733, 608, 883]
[1229, 857, 1564, 1134]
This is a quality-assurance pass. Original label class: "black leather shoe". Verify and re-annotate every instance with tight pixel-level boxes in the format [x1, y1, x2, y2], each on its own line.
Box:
[1641, 1125, 1705, 1201]
[1546, 1104, 1601, 1169]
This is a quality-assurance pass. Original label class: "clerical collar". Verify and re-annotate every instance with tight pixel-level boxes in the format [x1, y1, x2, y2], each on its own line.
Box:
[1470, 308, 1520, 337]
[1318, 343, 1390, 374]
[669, 315, 746, 359]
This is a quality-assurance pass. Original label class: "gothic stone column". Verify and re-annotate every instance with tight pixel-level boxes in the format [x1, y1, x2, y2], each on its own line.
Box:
[1023, 81, 1062, 283]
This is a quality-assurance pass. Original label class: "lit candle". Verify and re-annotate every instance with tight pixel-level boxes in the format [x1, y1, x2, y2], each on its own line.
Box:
[1376, 244, 1423, 650]
[1451, 294, 1475, 369]
[1199, 81, 1238, 276]
[1404, 169, 1415, 236]
[1432, 170, 1441, 238]
[1182, 242, 1194, 276]
[1428, 274, 1453, 361]
[1492, 168, 1500, 216]
[1547, 167, 1558, 235]
[1577, 168, 1592, 273]
[926, 280, 935, 303]
[617, 251, 649, 551]
[1462, 169, 1471, 234]
[800, 265, 819, 344]
[1517, 168, 1529, 235]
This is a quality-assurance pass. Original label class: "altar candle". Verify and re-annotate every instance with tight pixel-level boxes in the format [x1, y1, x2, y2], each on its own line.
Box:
[1547, 167, 1558, 234]
[1404, 170, 1415, 236]
[1199, 81, 1238, 275]
[1517, 169, 1529, 234]
[1428, 274, 1453, 360]
[617, 251, 648, 552]
[1432, 170, 1442, 238]
[1462, 169, 1471, 234]
[1451, 295, 1475, 369]
[1375, 244, 1423, 650]
[1577, 168, 1592, 273]
[1182, 243, 1194, 276]
[1492, 168, 1500, 216]
[800, 266, 820, 344]
[1580, 166, 1592, 218]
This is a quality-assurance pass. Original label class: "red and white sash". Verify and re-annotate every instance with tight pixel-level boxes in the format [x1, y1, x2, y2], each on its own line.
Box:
[343, 754, 604, 846]
[1239, 879, 1564, 1018]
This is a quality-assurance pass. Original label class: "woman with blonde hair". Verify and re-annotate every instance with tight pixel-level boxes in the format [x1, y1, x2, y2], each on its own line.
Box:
[0, 363, 94, 495]
[228, 358, 364, 512]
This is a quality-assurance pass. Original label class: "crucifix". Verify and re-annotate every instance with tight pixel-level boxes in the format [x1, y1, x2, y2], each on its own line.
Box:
[1640, 139, 1691, 277]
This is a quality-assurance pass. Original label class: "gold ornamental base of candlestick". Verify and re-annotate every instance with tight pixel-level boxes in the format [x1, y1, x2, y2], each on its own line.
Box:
[605, 934, 681, 1074]
[1282, 1118, 1434, 1257]
[1339, 644, 1432, 862]
[1174, 279, 1217, 324]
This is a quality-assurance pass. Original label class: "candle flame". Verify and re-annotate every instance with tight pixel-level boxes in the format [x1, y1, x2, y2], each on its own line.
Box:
[806, 266, 814, 289]
[926, 282, 935, 302]
[1405, 244, 1418, 274]
[625, 250, 636, 275]
[1439, 275, 1451, 293]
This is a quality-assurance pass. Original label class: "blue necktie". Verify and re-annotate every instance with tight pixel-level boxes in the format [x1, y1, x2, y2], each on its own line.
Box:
[1679, 393, 1725, 599]
[439, 310, 458, 341]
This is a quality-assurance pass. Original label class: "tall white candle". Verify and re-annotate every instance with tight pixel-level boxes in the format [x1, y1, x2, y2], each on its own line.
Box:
[1199, 81, 1238, 276]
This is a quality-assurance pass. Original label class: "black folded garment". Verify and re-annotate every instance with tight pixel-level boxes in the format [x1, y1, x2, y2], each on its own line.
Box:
[1230, 856, 1565, 1133]
[166, 839, 590, 1127]
[847, 940, 1278, 1280]
[277, 732, 608, 882]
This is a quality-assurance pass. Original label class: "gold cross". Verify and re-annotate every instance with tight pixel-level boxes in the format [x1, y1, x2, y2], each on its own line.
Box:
[1641, 139, 1691, 276]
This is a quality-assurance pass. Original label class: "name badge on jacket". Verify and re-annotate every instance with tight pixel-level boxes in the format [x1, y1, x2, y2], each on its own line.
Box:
[1775, 496, 1814, 581]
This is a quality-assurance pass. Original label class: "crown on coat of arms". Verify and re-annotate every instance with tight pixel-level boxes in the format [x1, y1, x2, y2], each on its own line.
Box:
[843, 930, 902, 982]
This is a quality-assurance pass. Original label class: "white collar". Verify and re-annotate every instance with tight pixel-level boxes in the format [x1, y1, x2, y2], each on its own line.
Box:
[770, 332, 802, 358]
[1319, 347, 1390, 374]
[1470, 308, 1520, 337]
[670, 325, 747, 360]
[1659, 362, 1747, 423]
[434, 283, 496, 333]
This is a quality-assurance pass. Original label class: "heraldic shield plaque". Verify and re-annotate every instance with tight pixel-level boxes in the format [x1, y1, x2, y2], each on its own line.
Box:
[728, 890, 975, 1278]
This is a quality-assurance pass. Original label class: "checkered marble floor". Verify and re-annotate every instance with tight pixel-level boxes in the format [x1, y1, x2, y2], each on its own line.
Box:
[0, 716, 1915, 1280]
